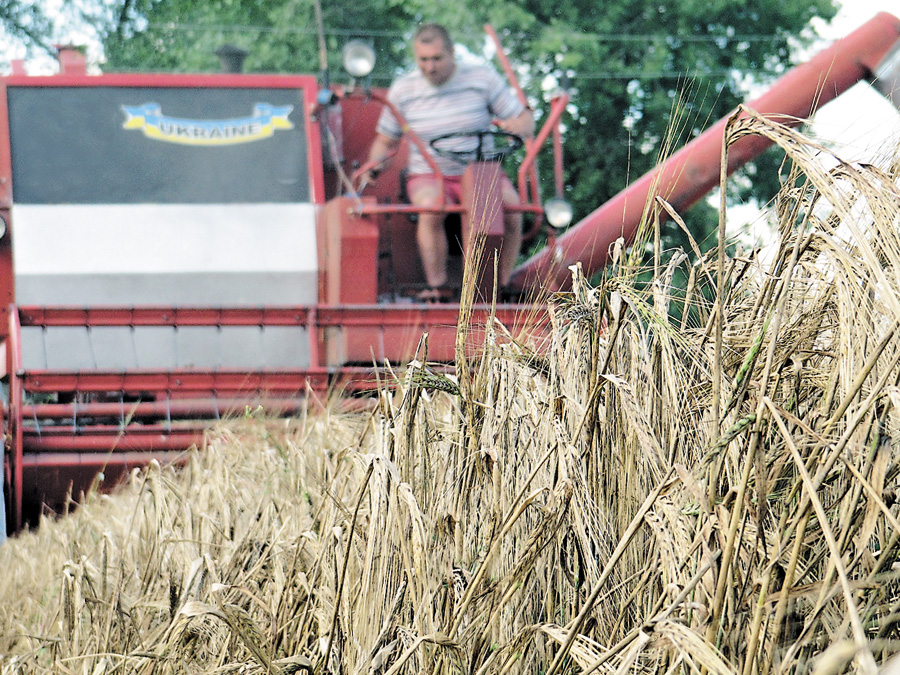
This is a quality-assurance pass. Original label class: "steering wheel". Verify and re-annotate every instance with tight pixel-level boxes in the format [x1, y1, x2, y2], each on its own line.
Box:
[429, 130, 523, 164]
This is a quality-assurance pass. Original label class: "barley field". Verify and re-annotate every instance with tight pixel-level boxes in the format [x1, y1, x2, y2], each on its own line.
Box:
[3, 109, 900, 674]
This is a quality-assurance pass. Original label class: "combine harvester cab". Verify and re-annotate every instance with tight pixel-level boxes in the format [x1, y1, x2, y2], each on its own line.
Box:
[0, 35, 564, 534]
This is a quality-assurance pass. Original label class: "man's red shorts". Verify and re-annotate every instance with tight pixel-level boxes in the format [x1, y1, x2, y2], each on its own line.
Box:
[407, 173, 515, 204]
[406, 174, 464, 203]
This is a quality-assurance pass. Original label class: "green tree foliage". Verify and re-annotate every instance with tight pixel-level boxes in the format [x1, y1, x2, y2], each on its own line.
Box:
[102, 0, 420, 76]
[0, 0, 55, 56]
[490, 0, 837, 256]
[100, 0, 838, 260]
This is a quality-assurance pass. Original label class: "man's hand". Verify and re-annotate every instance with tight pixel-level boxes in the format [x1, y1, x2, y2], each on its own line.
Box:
[493, 108, 535, 139]
[360, 133, 400, 189]
[352, 159, 381, 192]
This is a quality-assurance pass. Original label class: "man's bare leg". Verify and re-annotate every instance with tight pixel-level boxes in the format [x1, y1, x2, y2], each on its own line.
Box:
[410, 175, 521, 289]
[499, 179, 523, 287]
[417, 211, 449, 287]
[410, 179, 449, 288]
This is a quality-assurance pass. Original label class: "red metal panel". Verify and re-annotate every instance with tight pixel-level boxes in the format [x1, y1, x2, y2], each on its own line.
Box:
[18, 306, 314, 327]
[21, 369, 330, 395]
[322, 197, 379, 304]
[21, 449, 194, 467]
[25, 425, 208, 452]
[330, 321, 459, 365]
[0, 208, 14, 336]
[7, 305, 23, 531]
[2, 72, 320, 90]
[303, 81, 327, 205]
[0, 83, 12, 208]
[317, 304, 548, 364]
[461, 163, 506, 299]
[23, 397, 307, 420]
[327, 305, 453, 363]
[333, 92, 408, 202]
[19, 365, 413, 395]
[326, 93, 425, 294]
[0, 84, 15, 343]
[56, 47, 87, 75]
[511, 12, 900, 291]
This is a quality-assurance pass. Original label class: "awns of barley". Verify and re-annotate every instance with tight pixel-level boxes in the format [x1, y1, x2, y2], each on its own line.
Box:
[4, 111, 900, 675]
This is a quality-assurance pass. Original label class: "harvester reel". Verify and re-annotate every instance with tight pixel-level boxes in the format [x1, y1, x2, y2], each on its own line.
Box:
[429, 130, 523, 164]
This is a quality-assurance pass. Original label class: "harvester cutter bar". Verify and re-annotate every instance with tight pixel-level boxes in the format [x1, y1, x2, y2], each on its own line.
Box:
[18, 306, 316, 327]
[23, 397, 309, 420]
[21, 450, 194, 468]
[6, 303, 547, 531]
[23, 429, 205, 453]
[17, 304, 540, 328]
[20, 369, 333, 395]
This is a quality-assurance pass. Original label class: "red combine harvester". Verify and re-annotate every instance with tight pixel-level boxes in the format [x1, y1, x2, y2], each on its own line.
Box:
[1, 14, 899, 535]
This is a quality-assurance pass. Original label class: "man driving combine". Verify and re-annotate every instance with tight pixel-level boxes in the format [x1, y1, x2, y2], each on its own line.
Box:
[362, 23, 534, 302]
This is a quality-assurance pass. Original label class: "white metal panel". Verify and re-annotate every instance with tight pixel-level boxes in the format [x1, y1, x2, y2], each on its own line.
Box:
[20, 325, 312, 370]
[13, 203, 319, 370]
[12, 203, 318, 305]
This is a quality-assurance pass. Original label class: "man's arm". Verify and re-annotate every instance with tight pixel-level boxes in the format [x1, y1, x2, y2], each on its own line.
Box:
[362, 133, 401, 182]
[494, 107, 535, 139]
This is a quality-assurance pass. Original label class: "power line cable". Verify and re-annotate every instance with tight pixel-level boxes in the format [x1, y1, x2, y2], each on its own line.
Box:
[141, 21, 789, 44]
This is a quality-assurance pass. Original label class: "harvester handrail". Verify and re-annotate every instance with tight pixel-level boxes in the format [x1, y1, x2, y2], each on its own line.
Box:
[484, 23, 541, 206]
[517, 92, 569, 206]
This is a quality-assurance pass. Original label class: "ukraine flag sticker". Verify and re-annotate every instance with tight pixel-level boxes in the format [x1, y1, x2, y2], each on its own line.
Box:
[122, 103, 294, 146]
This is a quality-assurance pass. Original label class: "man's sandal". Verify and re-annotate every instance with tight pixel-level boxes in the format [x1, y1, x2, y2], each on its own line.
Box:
[416, 286, 455, 304]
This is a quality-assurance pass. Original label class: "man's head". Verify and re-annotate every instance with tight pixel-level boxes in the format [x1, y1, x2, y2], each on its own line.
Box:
[413, 23, 455, 86]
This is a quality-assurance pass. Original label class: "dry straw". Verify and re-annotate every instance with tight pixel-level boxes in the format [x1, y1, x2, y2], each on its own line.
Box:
[3, 110, 900, 674]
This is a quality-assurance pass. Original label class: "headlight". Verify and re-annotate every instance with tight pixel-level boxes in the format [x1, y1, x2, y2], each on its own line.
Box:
[0, 214, 8, 240]
[544, 198, 574, 229]
[342, 40, 376, 79]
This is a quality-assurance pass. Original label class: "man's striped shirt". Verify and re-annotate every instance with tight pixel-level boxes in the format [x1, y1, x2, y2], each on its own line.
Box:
[376, 62, 524, 176]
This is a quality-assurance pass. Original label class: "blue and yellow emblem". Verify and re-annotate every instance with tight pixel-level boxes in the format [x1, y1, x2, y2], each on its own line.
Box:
[121, 103, 294, 146]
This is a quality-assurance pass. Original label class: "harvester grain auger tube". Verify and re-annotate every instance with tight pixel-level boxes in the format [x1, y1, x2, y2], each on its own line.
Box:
[510, 11, 900, 292]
